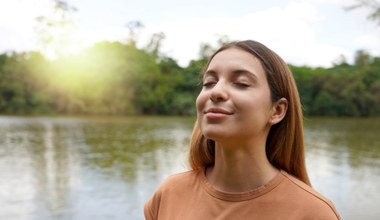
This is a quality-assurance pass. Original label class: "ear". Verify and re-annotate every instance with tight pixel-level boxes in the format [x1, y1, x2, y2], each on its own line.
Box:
[269, 98, 288, 125]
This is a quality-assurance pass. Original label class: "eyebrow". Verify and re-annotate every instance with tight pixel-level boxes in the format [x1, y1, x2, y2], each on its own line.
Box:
[233, 69, 259, 82]
[203, 69, 217, 78]
[204, 69, 259, 82]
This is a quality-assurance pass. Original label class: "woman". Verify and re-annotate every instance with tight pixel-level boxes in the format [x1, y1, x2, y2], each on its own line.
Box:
[144, 40, 340, 219]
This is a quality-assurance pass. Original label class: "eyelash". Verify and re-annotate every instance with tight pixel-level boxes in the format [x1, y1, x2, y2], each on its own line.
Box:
[234, 82, 250, 88]
[202, 81, 216, 88]
[202, 81, 250, 88]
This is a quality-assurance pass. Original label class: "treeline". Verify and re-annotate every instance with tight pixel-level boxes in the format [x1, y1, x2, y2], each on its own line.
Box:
[0, 41, 203, 115]
[0, 41, 379, 116]
[291, 52, 380, 116]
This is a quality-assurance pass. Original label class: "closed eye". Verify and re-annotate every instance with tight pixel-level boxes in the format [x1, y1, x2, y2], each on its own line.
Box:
[234, 82, 250, 88]
[203, 81, 217, 88]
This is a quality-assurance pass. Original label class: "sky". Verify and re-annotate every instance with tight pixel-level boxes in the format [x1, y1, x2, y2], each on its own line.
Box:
[0, 0, 379, 67]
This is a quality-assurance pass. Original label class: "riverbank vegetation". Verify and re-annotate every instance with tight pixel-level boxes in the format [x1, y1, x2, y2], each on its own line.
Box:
[0, 39, 379, 116]
[2, 0, 379, 116]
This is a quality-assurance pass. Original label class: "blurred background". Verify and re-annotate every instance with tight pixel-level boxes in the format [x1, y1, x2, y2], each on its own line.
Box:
[0, 0, 380, 219]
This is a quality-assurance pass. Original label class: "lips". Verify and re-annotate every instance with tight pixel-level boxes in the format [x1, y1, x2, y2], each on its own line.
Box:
[205, 107, 233, 114]
[204, 107, 233, 119]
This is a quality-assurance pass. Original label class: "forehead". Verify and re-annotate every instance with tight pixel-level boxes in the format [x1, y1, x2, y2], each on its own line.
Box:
[206, 47, 265, 77]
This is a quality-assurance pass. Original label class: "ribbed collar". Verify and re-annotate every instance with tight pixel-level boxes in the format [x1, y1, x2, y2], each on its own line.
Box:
[199, 169, 286, 202]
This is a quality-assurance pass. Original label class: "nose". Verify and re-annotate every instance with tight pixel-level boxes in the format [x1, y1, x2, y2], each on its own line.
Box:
[210, 81, 228, 102]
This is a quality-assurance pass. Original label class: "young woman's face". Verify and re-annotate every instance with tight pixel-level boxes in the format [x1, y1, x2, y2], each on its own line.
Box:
[196, 47, 275, 143]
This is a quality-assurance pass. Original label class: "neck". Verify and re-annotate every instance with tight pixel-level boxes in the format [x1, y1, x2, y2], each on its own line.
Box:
[206, 140, 278, 193]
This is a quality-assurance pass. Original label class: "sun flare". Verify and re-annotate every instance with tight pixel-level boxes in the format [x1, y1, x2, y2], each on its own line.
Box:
[42, 27, 90, 60]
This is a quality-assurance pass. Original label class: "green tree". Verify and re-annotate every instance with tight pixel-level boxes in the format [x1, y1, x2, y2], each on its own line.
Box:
[0, 52, 54, 114]
[354, 50, 373, 66]
[290, 65, 314, 114]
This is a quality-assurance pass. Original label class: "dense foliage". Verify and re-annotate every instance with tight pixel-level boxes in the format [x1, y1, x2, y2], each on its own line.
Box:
[291, 57, 380, 116]
[0, 41, 379, 116]
[0, 42, 202, 115]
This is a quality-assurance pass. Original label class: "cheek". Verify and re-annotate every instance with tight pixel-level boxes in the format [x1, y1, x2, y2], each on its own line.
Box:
[235, 93, 272, 115]
[195, 91, 207, 112]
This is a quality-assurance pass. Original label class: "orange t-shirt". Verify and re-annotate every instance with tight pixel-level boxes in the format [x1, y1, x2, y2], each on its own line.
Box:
[144, 170, 340, 220]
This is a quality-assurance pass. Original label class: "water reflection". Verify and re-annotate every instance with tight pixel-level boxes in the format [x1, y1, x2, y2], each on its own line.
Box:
[77, 117, 193, 218]
[2, 118, 64, 218]
[305, 117, 380, 219]
[0, 116, 379, 220]
[0, 116, 193, 219]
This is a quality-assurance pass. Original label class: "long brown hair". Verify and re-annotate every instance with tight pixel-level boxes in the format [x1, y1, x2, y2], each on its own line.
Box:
[188, 40, 311, 186]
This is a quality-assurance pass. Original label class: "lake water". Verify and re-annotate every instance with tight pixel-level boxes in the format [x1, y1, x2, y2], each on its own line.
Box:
[0, 116, 379, 219]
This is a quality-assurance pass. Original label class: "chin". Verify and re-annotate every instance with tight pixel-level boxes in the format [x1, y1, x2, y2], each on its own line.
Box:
[202, 129, 234, 142]
[200, 121, 237, 140]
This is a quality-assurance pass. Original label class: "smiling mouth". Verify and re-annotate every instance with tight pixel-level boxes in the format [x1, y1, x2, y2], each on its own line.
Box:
[204, 108, 233, 119]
